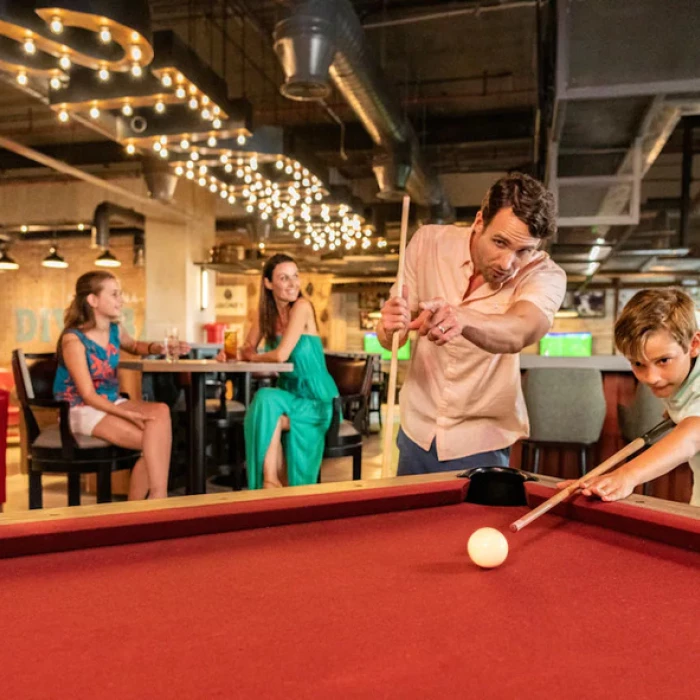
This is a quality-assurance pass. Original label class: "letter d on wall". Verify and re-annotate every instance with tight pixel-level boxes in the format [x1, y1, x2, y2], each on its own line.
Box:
[16, 309, 37, 342]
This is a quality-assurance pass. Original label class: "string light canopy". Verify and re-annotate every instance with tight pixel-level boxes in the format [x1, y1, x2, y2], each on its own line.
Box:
[170, 126, 375, 252]
[47, 31, 252, 156]
[94, 248, 121, 267]
[0, 1, 153, 89]
[41, 245, 68, 268]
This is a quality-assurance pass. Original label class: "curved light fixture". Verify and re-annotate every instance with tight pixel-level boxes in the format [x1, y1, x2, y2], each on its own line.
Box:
[95, 249, 121, 267]
[0, 249, 19, 270]
[42, 246, 68, 269]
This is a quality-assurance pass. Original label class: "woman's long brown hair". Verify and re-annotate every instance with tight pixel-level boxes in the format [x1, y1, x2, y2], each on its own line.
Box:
[258, 254, 316, 347]
[57, 271, 117, 363]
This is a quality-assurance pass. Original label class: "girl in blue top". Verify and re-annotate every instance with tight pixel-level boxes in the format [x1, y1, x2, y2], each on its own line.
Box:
[54, 271, 186, 500]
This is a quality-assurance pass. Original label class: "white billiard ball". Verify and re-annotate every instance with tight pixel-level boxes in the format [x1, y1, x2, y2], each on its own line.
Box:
[467, 527, 509, 568]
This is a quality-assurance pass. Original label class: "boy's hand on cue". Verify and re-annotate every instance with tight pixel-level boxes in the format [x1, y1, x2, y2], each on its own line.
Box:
[556, 469, 636, 502]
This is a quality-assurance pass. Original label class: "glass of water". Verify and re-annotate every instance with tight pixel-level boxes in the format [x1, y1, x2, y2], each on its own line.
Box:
[164, 327, 180, 362]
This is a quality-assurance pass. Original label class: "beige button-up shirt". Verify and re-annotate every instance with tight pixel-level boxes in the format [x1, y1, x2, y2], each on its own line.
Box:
[392, 224, 566, 460]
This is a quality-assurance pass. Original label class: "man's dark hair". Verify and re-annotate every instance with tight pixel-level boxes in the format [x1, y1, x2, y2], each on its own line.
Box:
[480, 172, 557, 239]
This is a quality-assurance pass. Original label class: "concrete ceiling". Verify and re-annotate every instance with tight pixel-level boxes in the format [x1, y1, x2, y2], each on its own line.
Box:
[0, 0, 699, 286]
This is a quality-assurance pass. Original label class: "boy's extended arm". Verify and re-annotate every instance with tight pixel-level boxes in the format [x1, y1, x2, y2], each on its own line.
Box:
[578, 417, 700, 501]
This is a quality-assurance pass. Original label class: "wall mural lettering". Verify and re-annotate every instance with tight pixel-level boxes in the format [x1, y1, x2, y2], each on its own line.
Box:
[15, 308, 136, 343]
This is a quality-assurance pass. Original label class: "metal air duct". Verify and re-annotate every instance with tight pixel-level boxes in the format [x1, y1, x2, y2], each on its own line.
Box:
[274, 0, 453, 221]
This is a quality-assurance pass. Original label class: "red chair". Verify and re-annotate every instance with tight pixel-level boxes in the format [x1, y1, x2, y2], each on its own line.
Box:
[0, 389, 8, 509]
[0, 368, 20, 441]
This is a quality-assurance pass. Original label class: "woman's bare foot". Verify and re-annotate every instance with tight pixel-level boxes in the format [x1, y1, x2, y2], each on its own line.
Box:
[263, 479, 283, 489]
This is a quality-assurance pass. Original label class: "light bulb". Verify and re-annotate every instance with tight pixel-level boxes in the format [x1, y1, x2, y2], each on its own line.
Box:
[50, 76, 62, 90]
[161, 74, 173, 88]
[121, 103, 133, 117]
[188, 97, 198, 110]
[155, 101, 166, 114]
[175, 165, 184, 176]
[89, 106, 100, 119]
[17, 72, 28, 86]
[175, 86, 186, 99]
[23, 38, 36, 55]
[212, 118, 222, 129]
[125, 143, 136, 155]
[58, 109, 69, 123]
[159, 148, 169, 159]
[190, 151, 199, 161]
[50, 16, 63, 34]
[131, 63, 142, 78]
[99, 26, 112, 43]
[224, 164, 233, 173]
[130, 45, 143, 62]
[236, 134, 246, 145]
[153, 141, 162, 152]
[59, 55, 71, 71]
[98, 68, 110, 82]
[180, 139, 190, 149]
[207, 136, 217, 148]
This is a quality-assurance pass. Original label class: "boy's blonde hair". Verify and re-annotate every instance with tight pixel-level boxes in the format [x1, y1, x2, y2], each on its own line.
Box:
[615, 288, 697, 360]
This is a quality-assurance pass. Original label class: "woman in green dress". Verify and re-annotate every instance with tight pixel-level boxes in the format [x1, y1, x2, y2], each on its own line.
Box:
[234, 254, 339, 489]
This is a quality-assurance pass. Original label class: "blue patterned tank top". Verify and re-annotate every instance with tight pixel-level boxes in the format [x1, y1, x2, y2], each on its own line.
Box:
[53, 323, 121, 407]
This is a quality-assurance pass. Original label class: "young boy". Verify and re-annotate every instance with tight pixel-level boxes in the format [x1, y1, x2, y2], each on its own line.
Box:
[574, 288, 700, 506]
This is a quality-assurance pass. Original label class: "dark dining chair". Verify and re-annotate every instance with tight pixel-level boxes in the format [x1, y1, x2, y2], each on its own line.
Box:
[12, 350, 140, 509]
[325, 353, 374, 435]
[321, 355, 371, 482]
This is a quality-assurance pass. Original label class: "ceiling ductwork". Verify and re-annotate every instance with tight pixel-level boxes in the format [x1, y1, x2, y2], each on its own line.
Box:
[273, 0, 454, 222]
[142, 155, 179, 203]
[92, 202, 146, 266]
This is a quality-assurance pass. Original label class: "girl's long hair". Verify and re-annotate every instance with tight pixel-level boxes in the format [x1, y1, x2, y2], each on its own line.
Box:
[57, 271, 117, 363]
[259, 254, 316, 347]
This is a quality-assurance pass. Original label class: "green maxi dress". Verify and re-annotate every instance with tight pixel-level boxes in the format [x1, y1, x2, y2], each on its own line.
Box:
[244, 334, 339, 489]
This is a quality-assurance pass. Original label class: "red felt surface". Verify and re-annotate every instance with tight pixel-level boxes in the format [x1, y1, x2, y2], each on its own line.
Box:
[1, 490, 699, 699]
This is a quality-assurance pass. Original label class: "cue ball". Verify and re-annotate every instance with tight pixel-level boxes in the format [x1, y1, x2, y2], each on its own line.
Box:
[467, 527, 508, 568]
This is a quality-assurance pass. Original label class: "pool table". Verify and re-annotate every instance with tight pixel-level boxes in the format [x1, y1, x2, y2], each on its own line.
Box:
[1, 473, 699, 699]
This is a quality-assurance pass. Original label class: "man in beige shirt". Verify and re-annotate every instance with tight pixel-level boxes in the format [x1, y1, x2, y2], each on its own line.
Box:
[378, 173, 566, 475]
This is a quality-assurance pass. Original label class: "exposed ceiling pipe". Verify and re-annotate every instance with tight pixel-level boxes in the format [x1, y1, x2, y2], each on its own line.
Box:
[362, 0, 538, 30]
[273, 0, 454, 222]
[92, 203, 145, 249]
[92, 202, 146, 267]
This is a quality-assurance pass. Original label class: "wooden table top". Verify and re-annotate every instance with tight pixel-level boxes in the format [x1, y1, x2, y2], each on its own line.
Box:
[119, 358, 293, 373]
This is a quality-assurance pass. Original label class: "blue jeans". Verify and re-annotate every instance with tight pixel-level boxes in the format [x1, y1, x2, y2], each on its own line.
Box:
[397, 428, 511, 476]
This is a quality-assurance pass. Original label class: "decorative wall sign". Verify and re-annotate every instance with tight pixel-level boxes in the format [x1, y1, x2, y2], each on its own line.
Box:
[215, 285, 248, 316]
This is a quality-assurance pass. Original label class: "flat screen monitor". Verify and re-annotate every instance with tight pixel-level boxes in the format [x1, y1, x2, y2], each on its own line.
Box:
[363, 332, 411, 360]
[539, 332, 593, 357]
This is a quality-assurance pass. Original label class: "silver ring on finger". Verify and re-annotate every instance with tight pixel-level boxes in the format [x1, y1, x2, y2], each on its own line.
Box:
[438, 325, 447, 334]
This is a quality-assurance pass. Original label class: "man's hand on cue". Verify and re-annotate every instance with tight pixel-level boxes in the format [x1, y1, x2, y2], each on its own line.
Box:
[381, 285, 412, 335]
[409, 298, 463, 346]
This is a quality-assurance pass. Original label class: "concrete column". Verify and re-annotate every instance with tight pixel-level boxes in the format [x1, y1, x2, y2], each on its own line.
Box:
[144, 179, 216, 343]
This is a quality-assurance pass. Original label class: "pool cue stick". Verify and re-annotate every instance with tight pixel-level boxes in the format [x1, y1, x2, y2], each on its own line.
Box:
[509, 417, 675, 532]
[381, 194, 411, 478]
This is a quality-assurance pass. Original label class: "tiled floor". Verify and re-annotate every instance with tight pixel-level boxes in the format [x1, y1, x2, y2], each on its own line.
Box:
[2, 407, 401, 512]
